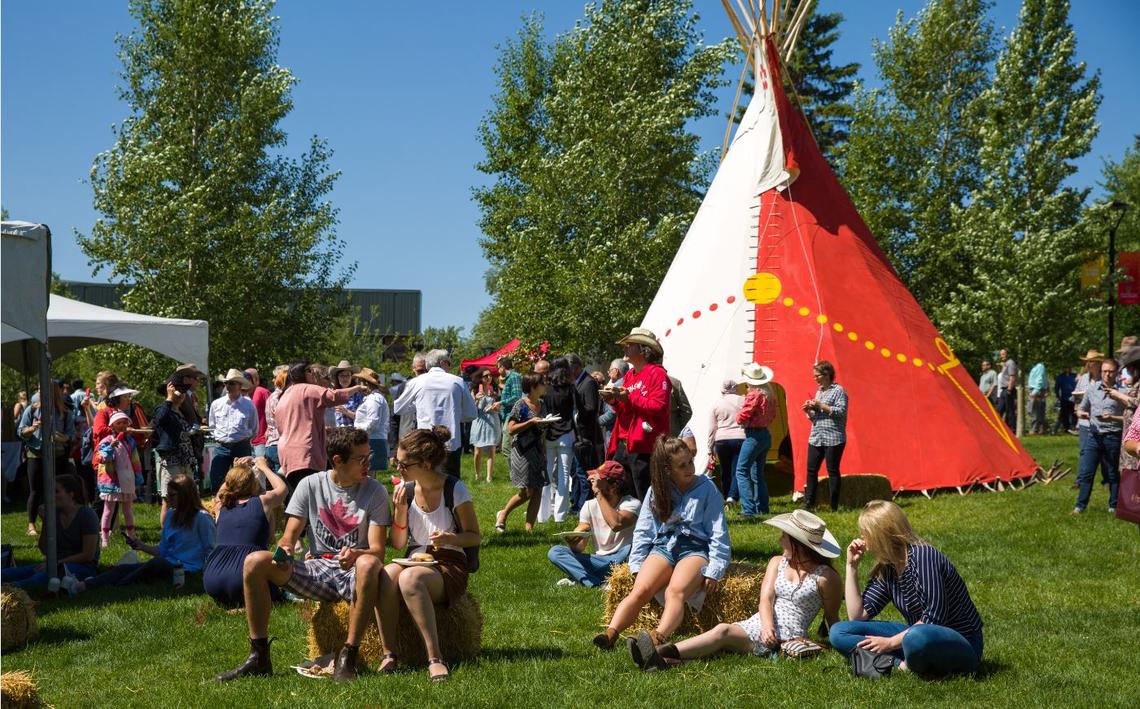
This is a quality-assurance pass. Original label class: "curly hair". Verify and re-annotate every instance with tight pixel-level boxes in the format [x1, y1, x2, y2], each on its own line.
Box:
[649, 436, 693, 522]
[398, 425, 451, 470]
[217, 464, 260, 509]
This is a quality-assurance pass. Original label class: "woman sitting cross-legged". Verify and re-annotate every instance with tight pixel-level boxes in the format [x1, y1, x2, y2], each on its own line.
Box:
[829, 500, 984, 676]
[629, 509, 841, 670]
[547, 460, 640, 588]
[203, 457, 288, 606]
[378, 426, 481, 682]
[80, 474, 215, 590]
[2, 474, 99, 591]
[593, 436, 730, 650]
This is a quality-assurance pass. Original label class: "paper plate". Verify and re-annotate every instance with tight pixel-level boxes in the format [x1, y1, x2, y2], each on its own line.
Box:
[553, 531, 589, 538]
[394, 558, 439, 567]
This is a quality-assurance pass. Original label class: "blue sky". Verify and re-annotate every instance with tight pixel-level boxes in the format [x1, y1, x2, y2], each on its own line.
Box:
[3, 1, 1137, 332]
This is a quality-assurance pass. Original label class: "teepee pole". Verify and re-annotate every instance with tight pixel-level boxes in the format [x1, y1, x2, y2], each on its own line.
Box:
[782, 0, 812, 59]
[756, 0, 770, 38]
[735, 0, 757, 36]
[721, 0, 757, 63]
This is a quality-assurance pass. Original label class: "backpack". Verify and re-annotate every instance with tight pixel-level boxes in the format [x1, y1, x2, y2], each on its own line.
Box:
[401, 476, 480, 573]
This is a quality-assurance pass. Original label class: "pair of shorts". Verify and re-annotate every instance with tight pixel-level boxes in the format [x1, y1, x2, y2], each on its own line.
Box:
[284, 557, 358, 603]
[648, 535, 709, 567]
[157, 460, 193, 498]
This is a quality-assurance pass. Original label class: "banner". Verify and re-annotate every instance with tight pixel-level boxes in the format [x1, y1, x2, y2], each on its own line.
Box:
[1119, 252, 1140, 305]
[1080, 256, 1105, 291]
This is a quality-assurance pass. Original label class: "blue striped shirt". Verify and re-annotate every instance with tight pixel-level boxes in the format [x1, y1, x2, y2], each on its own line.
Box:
[862, 544, 983, 638]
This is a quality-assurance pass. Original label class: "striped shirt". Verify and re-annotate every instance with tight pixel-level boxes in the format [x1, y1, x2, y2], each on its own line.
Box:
[807, 383, 848, 446]
[862, 544, 983, 638]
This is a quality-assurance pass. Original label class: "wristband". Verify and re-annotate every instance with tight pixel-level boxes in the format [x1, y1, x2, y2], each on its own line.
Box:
[392, 523, 407, 531]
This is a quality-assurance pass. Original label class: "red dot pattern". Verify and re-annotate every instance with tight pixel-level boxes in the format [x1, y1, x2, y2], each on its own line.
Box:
[662, 294, 740, 338]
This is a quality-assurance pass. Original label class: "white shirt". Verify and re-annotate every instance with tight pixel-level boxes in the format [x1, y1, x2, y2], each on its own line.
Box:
[407, 480, 472, 554]
[208, 395, 258, 444]
[392, 367, 478, 451]
[581, 495, 641, 556]
[354, 390, 390, 441]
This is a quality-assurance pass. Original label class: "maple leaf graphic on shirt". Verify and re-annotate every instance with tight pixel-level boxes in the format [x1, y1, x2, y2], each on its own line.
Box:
[318, 497, 361, 539]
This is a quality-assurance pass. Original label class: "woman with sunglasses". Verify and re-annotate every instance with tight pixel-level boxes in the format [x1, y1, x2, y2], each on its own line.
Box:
[468, 368, 501, 483]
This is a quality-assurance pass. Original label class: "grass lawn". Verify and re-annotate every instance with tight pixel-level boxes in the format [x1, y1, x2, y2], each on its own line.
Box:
[2, 435, 1138, 708]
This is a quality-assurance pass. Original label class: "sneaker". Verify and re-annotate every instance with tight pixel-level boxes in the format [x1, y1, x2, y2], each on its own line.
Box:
[1070, 507, 1084, 515]
[725, 497, 736, 504]
[556, 578, 576, 587]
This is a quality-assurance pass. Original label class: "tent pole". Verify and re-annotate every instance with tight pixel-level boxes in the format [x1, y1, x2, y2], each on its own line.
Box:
[41, 353, 58, 585]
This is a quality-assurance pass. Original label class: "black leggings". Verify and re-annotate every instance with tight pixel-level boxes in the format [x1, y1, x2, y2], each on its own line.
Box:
[26, 454, 76, 525]
[805, 442, 845, 511]
[85, 557, 174, 587]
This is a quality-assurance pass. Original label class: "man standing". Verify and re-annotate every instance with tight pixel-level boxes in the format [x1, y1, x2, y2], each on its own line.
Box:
[1073, 359, 1126, 515]
[245, 368, 270, 458]
[1053, 366, 1077, 434]
[208, 369, 259, 493]
[996, 349, 1018, 430]
[1073, 350, 1105, 453]
[392, 349, 476, 477]
[600, 328, 671, 499]
[978, 360, 998, 407]
[1027, 362, 1048, 434]
[567, 353, 603, 512]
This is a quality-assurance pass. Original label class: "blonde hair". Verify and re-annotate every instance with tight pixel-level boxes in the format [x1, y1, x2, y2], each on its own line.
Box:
[217, 464, 260, 509]
[858, 500, 925, 579]
[272, 366, 288, 390]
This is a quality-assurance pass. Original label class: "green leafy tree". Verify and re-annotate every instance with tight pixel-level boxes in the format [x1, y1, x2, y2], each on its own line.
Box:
[1099, 136, 1140, 343]
[77, 0, 349, 387]
[937, 0, 1102, 371]
[475, 0, 733, 360]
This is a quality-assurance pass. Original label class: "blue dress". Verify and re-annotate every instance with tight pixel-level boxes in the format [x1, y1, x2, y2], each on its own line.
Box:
[203, 496, 276, 605]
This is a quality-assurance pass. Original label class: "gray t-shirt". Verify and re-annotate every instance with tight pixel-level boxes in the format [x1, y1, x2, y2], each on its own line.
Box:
[997, 359, 1018, 390]
[286, 471, 391, 554]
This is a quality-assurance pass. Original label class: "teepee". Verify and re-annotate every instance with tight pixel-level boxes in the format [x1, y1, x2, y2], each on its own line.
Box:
[642, 1, 1038, 492]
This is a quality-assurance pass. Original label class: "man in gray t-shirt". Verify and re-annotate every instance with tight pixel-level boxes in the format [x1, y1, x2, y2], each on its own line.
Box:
[217, 427, 391, 684]
[996, 349, 1018, 429]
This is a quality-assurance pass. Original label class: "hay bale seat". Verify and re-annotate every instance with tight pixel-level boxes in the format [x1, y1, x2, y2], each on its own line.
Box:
[0, 670, 43, 709]
[815, 474, 893, 509]
[602, 562, 764, 636]
[306, 593, 482, 667]
[1, 585, 39, 653]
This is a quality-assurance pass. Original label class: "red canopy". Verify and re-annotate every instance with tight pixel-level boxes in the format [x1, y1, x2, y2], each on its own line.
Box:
[460, 339, 521, 375]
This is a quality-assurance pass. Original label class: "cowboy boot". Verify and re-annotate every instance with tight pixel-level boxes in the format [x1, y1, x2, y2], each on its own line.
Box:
[215, 638, 272, 682]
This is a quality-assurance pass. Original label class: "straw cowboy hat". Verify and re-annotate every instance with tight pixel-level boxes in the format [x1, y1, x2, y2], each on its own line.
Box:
[1116, 335, 1137, 353]
[352, 367, 384, 389]
[764, 509, 841, 558]
[1079, 349, 1107, 362]
[174, 363, 205, 379]
[328, 359, 361, 381]
[617, 327, 663, 355]
[219, 368, 252, 392]
[740, 362, 774, 386]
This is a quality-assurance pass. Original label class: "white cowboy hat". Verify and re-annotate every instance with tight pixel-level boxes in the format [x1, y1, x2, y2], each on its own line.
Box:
[220, 368, 252, 392]
[107, 384, 140, 399]
[764, 509, 841, 558]
[740, 362, 774, 386]
[617, 327, 663, 355]
[328, 359, 361, 381]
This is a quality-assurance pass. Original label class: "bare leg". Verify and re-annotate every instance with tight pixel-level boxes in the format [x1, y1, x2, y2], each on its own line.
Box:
[673, 622, 753, 659]
[159, 498, 169, 527]
[655, 555, 707, 639]
[500, 488, 530, 526]
[524, 486, 543, 531]
[376, 563, 404, 659]
[473, 449, 482, 483]
[398, 567, 447, 659]
[483, 448, 495, 482]
[242, 551, 294, 638]
[607, 554, 673, 635]
[346, 555, 382, 645]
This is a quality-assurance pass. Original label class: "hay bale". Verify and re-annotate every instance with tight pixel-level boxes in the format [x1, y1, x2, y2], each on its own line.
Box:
[602, 562, 764, 636]
[1, 586, 39, 653]
[307, 593, 482, 667]
[815, 474, 893, 509]
[0, 671, 43, 708]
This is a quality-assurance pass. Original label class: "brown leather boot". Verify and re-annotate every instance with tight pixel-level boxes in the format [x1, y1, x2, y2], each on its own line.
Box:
[333, 644, 359, 682]
[592, 627, 618, 651]
[215, 638, 272, 682]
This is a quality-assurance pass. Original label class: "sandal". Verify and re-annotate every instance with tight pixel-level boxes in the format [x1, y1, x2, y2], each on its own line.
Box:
[378, 652, 398, 674]
[427, 657, 449, 682]
[494, 510, 507, 534]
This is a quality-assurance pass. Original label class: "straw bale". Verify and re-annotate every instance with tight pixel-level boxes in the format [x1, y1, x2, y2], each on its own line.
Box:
[307, 593, 482, 667]
[816, 474, 892, 509]
[602, 562, 764, 636]
[0, 670, 43, 708]
[1, 585, 39, 653]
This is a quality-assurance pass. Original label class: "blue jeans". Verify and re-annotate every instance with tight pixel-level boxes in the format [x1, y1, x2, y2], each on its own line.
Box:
[830, 620, 984, 676]
[547, 545, 629, 587]
[252, 443, 267, 458]
[714, 439, 742, 500]
[2, 562, 99, 590]
[264, 444, 280, 473]
[369, 438, 389, 472]
[1076, 429, 1120, 510]
[209, 440, 253, 493]
[735, 428, 771, 515]
[568, 456, 590, 514]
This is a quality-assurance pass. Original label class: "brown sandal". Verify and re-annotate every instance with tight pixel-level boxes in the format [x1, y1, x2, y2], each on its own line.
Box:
[427, 657, 449, 682]
[378, 652, 398, 674]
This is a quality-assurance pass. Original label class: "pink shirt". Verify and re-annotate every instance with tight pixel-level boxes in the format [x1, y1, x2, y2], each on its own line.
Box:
[274, 383, 354, 475]
[708, 393, 746, 441]
[249, 386, 271, 445]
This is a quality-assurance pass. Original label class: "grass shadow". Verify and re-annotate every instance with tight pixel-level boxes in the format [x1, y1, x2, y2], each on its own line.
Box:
[483, 534, 559, 549]
[475, 646, 566, 663]
[33, 624, 93, 645]
[972, 658, 1011, 680]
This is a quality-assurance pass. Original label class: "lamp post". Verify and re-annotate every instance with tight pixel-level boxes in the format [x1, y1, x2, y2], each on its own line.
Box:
[1107, 200, 1131, 356]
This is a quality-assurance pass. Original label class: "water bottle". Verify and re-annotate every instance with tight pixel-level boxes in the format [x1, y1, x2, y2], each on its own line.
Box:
[61, 574, 79, 597]
[172, 563, 185, 588]
[47, 577, 61, 597]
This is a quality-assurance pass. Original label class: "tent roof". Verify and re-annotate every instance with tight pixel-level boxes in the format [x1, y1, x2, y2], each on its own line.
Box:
[460, 339, 521, 373]
[1, 294, 209, 374]
[1, 221, 51, 344]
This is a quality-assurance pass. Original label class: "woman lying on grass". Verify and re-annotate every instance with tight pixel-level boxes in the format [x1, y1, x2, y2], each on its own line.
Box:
[593, 436, 730, 650]
[830, 500, 984, 676]
[629, 509, 841, 670]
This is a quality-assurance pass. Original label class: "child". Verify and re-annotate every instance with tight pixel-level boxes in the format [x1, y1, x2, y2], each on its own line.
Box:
[629, 509, 842, 670]
[593, 436, 731, 650]
[735, 363, 776, 517]
[94, 411, 141, 547]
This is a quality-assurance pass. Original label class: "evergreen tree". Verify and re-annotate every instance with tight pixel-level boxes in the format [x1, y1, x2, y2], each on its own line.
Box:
[78, 0, 348, 381]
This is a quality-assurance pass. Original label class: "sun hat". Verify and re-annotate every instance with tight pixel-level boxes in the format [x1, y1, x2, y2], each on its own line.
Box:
[1079, 349, 1107, 362]
[1116, 335, 1137, 353]
[108, 411, 131, 426]
[764, 509, 841, 558]
[740, 362, 774, 386]
[588, 460, 625, 481]
[1121, 346, 1140, 370]
[221, 368, 252, 391]
[353, 367, 384, 389]
[616, 327, 663, 355]
[107, 384, 140, 399]
[328, 359, 361, 380]
[174, 363, 205, 379]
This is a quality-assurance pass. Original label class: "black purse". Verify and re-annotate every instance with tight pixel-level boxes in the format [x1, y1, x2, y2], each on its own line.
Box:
[850, 646, 895, 679]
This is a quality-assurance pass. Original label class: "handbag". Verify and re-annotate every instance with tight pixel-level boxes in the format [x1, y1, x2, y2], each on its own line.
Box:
[1117, 466, 1140, 524]
[850, 646, 895, 679]
[780, 637, 824, 659]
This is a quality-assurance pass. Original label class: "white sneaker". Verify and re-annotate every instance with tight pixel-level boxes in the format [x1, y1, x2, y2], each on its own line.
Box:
[555, 578, 576, 587]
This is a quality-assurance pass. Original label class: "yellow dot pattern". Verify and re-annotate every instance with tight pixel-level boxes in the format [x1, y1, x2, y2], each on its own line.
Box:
[833, 323, 844, 333]
[743, 272, 783, 305]
[816, 314, 828, 324]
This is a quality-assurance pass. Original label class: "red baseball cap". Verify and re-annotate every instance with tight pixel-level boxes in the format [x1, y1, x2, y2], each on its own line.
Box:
[588, 460, 625, 481]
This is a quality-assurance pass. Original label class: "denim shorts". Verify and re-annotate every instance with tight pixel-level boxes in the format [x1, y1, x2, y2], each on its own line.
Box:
[649, 534, 709, 567]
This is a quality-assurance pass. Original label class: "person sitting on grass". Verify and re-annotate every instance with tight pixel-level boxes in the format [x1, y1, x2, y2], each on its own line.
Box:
[2, 474, 99, 591]
[377, 426, 481, 682]
[548, 460, 640, 588]
[628, 509, 841, 670]
[593, 436, 730, 651]
[80, 474, 214, 590]
[204, 457, 288, 607]
[215, 426, 391, 684]
[829, 500, 984, 677]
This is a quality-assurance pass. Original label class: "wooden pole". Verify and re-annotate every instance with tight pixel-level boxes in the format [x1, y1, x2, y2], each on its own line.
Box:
[782, 0, 812, 57]
[721, 0, 756, 64]
[734, 0, 756, 35]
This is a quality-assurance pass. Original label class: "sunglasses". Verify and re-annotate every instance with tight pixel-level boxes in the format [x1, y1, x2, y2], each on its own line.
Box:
[394, 458, 413, 471]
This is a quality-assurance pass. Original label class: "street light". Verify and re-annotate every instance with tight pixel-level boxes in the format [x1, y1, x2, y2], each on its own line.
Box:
[1108, 199, 1131, 356]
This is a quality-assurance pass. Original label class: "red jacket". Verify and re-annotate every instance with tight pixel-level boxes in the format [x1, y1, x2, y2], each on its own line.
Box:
[607, 362, 672, 456]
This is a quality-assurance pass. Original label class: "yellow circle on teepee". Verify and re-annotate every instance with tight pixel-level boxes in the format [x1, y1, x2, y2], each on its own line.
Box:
[742, 272, 782, 305]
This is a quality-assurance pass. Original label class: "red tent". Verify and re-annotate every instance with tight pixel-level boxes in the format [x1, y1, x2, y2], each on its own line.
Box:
[642, 38, 1038, 491]
[460, 339, 521, 375]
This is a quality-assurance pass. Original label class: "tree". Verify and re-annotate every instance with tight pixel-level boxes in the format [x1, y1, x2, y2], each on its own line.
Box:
[475, 0, 733, 360]
[936, 0, 1102, 371]
[77, 0, 349, 387]
[1099, 136, 1140, 343]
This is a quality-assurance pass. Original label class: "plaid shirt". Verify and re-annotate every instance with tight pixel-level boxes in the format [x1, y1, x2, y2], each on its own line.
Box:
[807, 383, 848, 446]
[499, 371, 523, 422]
